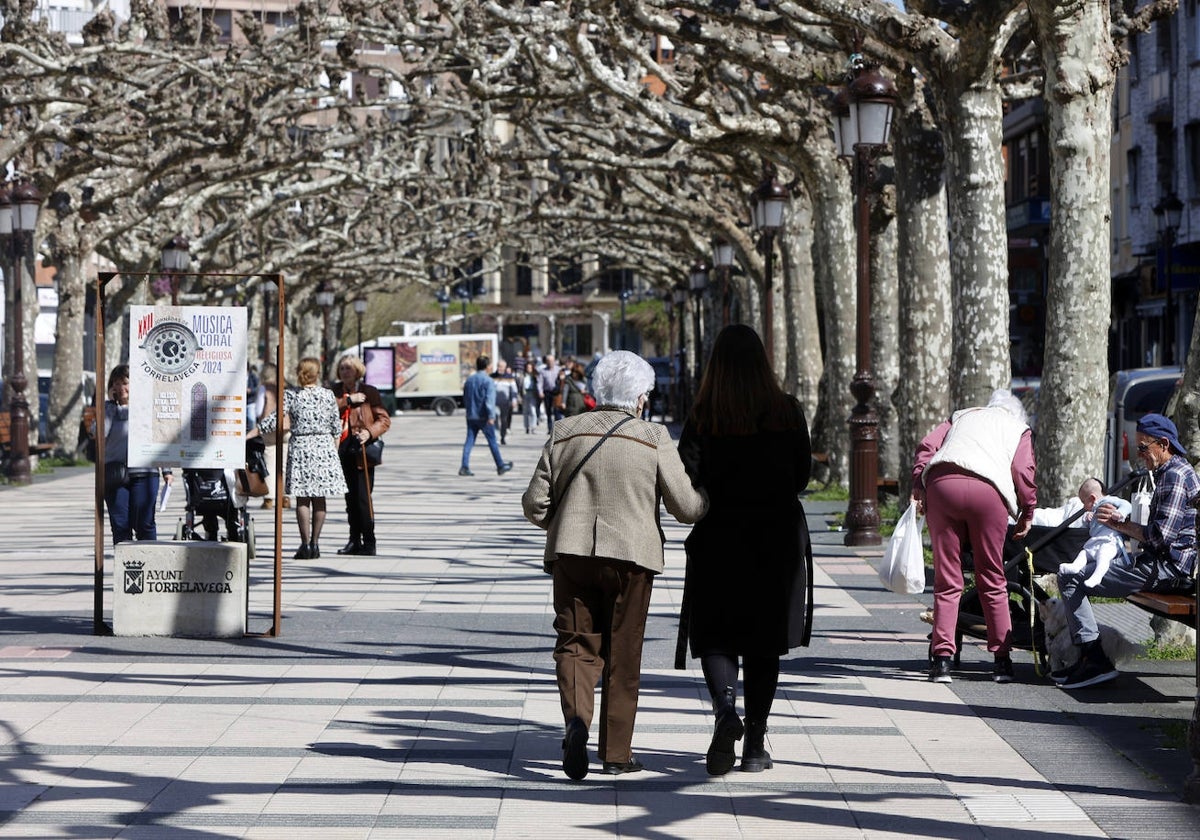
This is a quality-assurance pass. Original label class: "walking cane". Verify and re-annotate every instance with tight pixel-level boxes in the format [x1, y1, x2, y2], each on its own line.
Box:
[361, 442, 374, 522]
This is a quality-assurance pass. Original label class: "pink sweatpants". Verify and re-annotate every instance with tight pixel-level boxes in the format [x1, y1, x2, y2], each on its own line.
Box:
[925, 469, 1013, 658]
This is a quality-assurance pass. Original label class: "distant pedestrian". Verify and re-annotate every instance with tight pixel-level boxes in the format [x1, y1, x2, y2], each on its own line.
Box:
[521, 366, 539, 434]
[537, 354, 561, 433]
[522, 350, 708, 780]
[254, 357, 348, 559]
[678, 325, 813, 775]
[459, 355, 513, 477]
[492, 359, 518, 444]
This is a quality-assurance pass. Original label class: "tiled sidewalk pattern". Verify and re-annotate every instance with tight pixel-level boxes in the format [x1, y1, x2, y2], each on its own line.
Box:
[0, 412, 1195, 838]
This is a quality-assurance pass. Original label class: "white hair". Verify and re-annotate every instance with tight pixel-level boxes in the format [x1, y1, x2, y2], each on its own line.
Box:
[987, 389, 1028, 425]
[591, 351, 655, 410]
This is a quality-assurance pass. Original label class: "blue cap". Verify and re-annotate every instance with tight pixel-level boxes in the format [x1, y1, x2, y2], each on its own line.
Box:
[1137, 413, 1187, 456]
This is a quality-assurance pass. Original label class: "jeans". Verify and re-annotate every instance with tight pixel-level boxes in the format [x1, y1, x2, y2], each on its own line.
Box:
[461, 419, 504, 470]
[105, 470, 161, 543]
[1059, 553, 1191, 645]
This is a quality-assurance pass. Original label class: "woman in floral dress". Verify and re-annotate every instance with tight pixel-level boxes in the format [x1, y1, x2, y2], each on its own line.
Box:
[256, 357, 348, 558]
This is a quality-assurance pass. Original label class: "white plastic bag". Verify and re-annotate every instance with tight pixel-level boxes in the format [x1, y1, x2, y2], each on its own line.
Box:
[878, 502, 926, 595]
[1131, 472, 1154, 527]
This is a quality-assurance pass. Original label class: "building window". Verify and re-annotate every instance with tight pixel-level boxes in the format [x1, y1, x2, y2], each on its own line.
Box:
[1157, 16, 1174, 73]
[1191, 0, 1200, 62]
[1188, 123, 1200, 198]
[1130, 32, 1140, 84]
[516, 253, 533, 297]
[549, 256, 583, 293]
[1128, 147, 1141, 218]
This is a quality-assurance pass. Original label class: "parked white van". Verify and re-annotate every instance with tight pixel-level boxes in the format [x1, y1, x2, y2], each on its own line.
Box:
[1104, 367, 1182, 489]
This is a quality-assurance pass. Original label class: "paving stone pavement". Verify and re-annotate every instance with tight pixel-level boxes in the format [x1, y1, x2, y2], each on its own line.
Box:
[0, 411, 1197, 838]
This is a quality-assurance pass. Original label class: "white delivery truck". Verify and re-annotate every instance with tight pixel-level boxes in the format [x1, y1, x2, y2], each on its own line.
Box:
[361, 333, 499, 416]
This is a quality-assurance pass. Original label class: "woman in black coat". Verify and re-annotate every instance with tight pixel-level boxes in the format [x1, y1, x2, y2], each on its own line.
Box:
[678, 324, 813, 776]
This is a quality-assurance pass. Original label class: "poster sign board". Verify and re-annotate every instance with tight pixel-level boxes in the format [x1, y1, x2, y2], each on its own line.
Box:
[393, 337, 490, 394]
[127, 305, 247, 469]
[363, 346, 394, 390]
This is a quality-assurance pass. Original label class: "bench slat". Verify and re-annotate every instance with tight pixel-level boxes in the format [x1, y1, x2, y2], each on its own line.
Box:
[1126, 591, 1198, 628]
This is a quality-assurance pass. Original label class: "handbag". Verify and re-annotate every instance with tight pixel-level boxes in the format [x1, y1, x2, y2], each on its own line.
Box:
[364, 438, 384, 466]
[878, 502, 926, 595]
[1130, 472, 1154, 527]
[582, 393, 597, 411]
[104, 460, 129, 488]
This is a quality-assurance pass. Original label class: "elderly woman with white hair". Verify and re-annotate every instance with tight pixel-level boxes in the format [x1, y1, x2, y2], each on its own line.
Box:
[523, 350, 707, 780]
[911, 389, 1038, 685]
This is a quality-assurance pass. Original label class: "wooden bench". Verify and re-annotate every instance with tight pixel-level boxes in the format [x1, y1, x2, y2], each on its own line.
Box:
[0, 410, 56, 464]
[1126, 590, 1198, 629]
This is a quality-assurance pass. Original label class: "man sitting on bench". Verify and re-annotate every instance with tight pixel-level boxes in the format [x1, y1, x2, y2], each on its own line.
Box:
[1057, 413, 1199, 689]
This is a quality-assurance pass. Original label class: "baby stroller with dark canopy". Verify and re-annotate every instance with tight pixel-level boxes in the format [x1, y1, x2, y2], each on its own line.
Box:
[938, 468, 1148, 669]
[174, 437, 267, 557]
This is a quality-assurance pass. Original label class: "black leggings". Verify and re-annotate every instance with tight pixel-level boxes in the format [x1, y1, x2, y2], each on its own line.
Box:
[701, 653, 780, 723]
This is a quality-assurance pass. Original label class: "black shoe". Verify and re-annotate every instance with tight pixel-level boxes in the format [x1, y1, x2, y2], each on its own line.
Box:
[458, 467, 474, 476]
[1050, 661, 1079, 684]
[309, 542, 320, 559]
[740, 720, 772, 772]
[993, 655, 1014, 684]
[562, 718, 588, 780]
[337, 541, 362, 556]
[601, 757, 645, 775]
[929, 655, 953, 684]
[358, 544, 376, 556]
[1059, 654, 1118, 689]
[497, 462, 513, 475]
[292, 544, 311, 560]
[706, 706, 745, 776]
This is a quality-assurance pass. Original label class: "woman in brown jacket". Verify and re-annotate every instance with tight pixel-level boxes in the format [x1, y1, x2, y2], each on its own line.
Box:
[332, 354, 391, 556]
[523, 350, 707, 780]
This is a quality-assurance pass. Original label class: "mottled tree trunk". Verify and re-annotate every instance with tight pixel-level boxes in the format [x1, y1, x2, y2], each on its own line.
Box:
[781, 191, 822, 424]
[871, 175, 900, 484]
[1027, 0, 1118, 503]
[894, 74, 953, 501]
[47, 233, 90, 460]
[805, 150, 856, 485]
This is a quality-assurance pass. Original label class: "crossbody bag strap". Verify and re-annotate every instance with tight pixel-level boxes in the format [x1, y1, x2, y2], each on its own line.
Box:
[551, 415, 635, 514]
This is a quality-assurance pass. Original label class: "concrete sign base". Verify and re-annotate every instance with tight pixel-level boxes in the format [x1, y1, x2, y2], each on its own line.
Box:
[113, 541, 248, 637]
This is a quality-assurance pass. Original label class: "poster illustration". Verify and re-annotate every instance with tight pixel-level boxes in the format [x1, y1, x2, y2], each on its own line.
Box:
[393, 338, 489, 393]
[127, 305, 247, 469]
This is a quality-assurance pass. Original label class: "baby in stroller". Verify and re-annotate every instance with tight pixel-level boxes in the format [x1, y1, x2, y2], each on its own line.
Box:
[177, 437, 268, 546]
[1057, 477, 1132, 589]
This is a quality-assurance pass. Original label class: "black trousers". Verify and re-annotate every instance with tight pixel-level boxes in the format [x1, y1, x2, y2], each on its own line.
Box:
[339, 447, 377, 547]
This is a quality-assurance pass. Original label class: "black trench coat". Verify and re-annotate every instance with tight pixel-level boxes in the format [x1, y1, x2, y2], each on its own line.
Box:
[676, 403, 814, 661]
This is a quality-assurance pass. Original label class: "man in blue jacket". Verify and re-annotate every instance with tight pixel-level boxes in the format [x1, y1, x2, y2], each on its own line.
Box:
[460, 355, 514, 477]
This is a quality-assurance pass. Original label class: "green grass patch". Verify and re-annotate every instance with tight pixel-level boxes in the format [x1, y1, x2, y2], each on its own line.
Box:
[806, 484, 849, 502]
[1141, 639, 1196, 661]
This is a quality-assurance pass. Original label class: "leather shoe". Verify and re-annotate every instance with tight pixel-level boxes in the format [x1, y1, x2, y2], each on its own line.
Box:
[358, 544, 377, 556]
[562, 717, 588, 780]
[600, 757, 645, 775]
[497, 462, 513, 475]
[337, 541, 362, 556]
[458, 467, 474, 476]
[292, 544, 311, 560]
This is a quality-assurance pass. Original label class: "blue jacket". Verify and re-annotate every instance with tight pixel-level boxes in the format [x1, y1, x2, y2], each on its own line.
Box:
[463, 370, 497, 421]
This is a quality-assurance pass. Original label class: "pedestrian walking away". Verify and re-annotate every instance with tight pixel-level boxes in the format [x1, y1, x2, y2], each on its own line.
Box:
[460, 354, 512, 476]
[677, 325, 813, 775]
[911, 389, 1037, 685]
[333, 353, 391, 556]
[522, 350, 708, 780]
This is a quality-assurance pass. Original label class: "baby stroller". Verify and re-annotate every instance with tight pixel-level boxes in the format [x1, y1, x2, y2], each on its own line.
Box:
[174, 437, 267, 558]
[938, 468, 1147, 669]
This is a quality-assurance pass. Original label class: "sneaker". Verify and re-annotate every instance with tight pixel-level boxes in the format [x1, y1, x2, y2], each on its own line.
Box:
[1059, 655, 1118, 689]
[1049, 662, 1078, 685]
[929, 655, 953, 684]
[458, 467, 474, 476]
[993, 656, 1014, 684]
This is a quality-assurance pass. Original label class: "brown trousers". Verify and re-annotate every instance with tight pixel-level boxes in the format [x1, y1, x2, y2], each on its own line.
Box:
[552, 553, 654, 764]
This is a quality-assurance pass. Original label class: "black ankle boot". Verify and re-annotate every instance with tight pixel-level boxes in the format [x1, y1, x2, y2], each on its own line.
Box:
[309, 541, 320, 559]
[740, 719, 773, 772]
[706, 686, 744, 776]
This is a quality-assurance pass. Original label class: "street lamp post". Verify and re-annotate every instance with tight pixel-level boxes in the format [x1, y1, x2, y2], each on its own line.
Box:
[435, 287, 450, 335]
[618, 288, 633, 350]
[750, 169, 789, 367]
[1154, 194, 1184, 366]
[712, 236, 735, 327]
[689, 261, 709, 387]
[832, 55, 898, 547]
[673, 285, 688, 417]
[315, 280, 335, 376]
[160, 235, 190, 305]
[1, 181, 41, 485]
[457, 284, 471, 333]
[663, 290, 676, 420]
[353, 295, 368, 353]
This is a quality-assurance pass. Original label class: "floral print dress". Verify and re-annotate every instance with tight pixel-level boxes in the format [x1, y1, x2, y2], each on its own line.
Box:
[258, 386, 348, 497]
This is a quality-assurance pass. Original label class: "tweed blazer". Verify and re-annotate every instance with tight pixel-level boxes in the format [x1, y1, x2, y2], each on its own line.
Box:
[523, 408, 708, 574]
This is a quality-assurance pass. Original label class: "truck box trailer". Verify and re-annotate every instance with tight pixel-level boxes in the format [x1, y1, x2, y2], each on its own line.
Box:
[362, 334, 498, 416]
